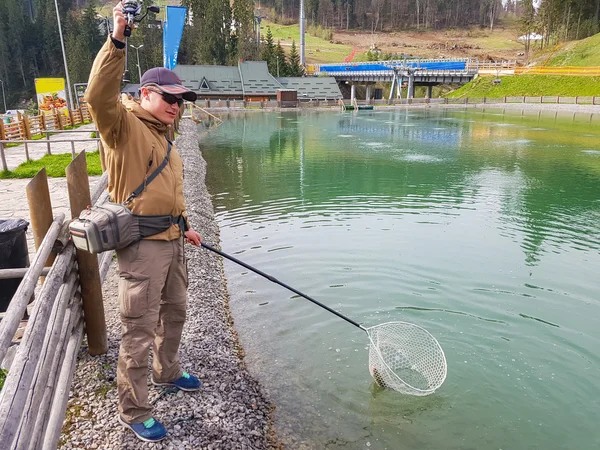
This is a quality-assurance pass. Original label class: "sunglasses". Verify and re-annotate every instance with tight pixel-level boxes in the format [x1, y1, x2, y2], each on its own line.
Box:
[147, 88, 184, 107]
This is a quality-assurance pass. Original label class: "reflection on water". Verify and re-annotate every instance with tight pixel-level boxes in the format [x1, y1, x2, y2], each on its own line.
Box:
[201, 108, 600, 449]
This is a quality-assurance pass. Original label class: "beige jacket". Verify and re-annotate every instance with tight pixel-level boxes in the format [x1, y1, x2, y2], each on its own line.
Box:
[85, 37, 188, 241]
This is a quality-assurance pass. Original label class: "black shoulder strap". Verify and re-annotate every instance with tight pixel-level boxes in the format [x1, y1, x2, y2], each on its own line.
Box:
[124, 138, 173, 205]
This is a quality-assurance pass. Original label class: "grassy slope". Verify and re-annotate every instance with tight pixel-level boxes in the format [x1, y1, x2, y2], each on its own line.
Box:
[264, 21, 352, 64]
[447, 75, 600, 98]
[545, 33, 600, 67]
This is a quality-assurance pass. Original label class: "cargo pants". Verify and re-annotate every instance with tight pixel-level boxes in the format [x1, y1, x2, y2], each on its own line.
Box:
[115, 237, 188, 423]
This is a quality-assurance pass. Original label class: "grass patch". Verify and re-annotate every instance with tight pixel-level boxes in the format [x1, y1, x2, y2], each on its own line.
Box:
[545, 33, 600, 67]
[0, 368, 7, 391]
[5, 134, 46, 148]
[94, 381, 116, 399]
[447, 75, 600, 98]
[0, 151, 102, 179]
[264, 20, 352, 63]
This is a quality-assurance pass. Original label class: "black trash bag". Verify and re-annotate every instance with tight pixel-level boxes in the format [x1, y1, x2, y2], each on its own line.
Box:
[0, 219, 30, 313]
[0, 219, 29, 235]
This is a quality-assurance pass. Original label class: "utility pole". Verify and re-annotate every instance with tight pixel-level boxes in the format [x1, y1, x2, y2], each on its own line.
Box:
[299, 0, 305, 66]
[0, 80, 6, 113]
[255, 16, 263, 47]
[54, 0, 74, 109]
[130, 44, 144, 82]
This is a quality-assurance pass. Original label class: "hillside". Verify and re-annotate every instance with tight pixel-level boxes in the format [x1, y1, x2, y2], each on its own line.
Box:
[265, 18, 524, 64]
[447, 75, 600, 98]
[542, 32, 600, 67]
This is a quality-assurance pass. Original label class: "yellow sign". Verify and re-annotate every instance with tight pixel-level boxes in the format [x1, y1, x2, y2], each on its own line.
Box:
[34, 78, 68, 115]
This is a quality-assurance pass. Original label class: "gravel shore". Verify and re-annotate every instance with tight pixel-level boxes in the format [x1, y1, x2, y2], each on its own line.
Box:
[59, 120, 278, 449]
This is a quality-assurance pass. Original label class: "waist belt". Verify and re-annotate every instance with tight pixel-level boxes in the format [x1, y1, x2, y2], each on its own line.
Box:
[137, 214, 188, 238]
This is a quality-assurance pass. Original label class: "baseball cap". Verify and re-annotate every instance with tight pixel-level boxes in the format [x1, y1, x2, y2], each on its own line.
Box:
[140, 67, 197, 102]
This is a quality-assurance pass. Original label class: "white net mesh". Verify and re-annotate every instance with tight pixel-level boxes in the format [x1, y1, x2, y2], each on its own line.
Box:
[367, 321, 447, 396]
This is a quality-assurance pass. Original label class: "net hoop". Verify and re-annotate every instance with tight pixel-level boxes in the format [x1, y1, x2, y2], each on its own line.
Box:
[367, 321, 447, 396]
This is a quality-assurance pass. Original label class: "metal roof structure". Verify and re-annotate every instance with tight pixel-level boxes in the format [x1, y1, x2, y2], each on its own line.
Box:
[175, 65, 243, 97]
[276, 77, 342, 99]
[238, 61, 284, 95]
[174, 62, 342, 99]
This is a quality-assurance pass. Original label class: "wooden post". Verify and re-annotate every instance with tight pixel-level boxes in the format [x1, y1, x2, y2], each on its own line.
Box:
[0, 120, 5, 141]
[68, 109, 75, 127]
[54, 109, 62, 130]
[0, 142, 7, 171]
[40, 113, 46, 131]
[98, 140, 106, 172]
[26, 169, 56, 279]
[66, 151, 107, 355]
[20, 113, 32, 140]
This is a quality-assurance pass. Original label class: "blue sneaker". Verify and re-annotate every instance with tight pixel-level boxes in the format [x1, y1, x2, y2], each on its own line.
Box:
[152, 371, 201, 392]
[118, 416, 167, 442]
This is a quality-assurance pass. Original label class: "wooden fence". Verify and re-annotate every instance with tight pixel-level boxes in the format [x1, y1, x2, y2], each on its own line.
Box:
[0, 105, 93, 143]
[0, 157, 109, 449]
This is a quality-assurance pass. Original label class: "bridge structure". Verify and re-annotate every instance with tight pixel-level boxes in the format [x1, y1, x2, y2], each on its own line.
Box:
[308, 59, 480, 101]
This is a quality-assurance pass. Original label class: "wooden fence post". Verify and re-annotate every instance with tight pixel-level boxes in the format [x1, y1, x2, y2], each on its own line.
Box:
[98, 140, 106, 172]
[26, 170, 55, 273]
[20, 112, 32, 140]
[40, 113, 46, 131]
[54, 109, 63, 130]
[66, 152, 107, 355]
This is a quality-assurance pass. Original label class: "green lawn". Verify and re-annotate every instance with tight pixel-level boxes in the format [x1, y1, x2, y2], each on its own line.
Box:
[545, 33, 600, 67]
[263, 21, 353, 64]
[0, 151, 102, 179]
[447, 75, 600, 98]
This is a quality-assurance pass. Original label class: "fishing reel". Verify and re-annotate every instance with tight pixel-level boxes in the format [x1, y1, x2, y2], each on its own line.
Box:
[121, 1, 160, 83]
[122, 0, 160, 37]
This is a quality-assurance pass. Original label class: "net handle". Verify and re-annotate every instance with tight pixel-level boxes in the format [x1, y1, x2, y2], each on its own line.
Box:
[201, 243, 367, 331]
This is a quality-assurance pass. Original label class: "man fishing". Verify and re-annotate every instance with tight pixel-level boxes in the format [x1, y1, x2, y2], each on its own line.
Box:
[85, 1, 202, 442]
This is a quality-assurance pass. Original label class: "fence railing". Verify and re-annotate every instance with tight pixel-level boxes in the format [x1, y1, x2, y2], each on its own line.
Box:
[185, 96, 600, 110]
[0, 160, 109, 449]
[515, 66, 600, 76]
[0, 105, 93, 143]
[0, 130, 101, 172]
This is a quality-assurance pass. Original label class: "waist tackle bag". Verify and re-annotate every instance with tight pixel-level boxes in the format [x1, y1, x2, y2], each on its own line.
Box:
[69, 139, 185, 254]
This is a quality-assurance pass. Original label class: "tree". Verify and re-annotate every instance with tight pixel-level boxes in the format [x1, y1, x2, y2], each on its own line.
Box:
[232, 0, 257, 62]
[261, 26, 277, 74]
[287, 40, 304, 77]
[519, 0, 536, 55]
[273, 40, 289, 77]
[181, 0, 232, 65]
[65, 1, 104, 84]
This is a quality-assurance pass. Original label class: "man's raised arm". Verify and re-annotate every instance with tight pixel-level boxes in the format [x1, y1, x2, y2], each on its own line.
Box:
[84, 2, 128, 147]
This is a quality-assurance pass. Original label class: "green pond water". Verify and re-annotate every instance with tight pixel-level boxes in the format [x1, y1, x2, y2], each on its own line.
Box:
[200, 108, 600, 450]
